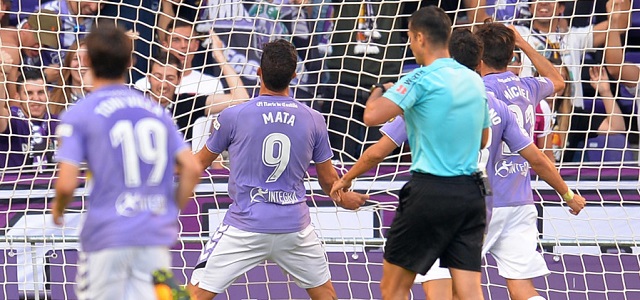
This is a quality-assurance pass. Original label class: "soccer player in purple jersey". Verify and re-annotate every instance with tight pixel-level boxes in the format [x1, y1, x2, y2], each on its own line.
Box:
[51, 24, 201, 300]
[475, 22, 586, 300]
[188, 39, 367, 300]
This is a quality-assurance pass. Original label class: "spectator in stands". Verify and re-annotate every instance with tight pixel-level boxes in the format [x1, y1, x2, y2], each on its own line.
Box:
[0, 0, 10, 26]
[603, 8, 639, 99]
[49, 40, 90, 114]
[513, 0, 629, 107]
[464, 0, 531, 25]
[602, 14, 639, 161]
[0, 69, 59, 170]
[135, 19, 223, 96]
[39, 0, 102, 49]
[0, 10, 61, 105]
[139, 20, 248, 167]
[530, 55, 572, 162]
[144, 46, 249, 145]
[588, 66, 627, 133]
[248, 0, 326, 102]
[99, 0, 162, 83]
[322, 1, 406, 162]
[535, 0, 633, 162]
[32, 0, 103, 84]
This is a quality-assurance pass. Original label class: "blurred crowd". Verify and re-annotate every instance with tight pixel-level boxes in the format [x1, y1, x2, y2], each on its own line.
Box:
[0, 0, 638, 173]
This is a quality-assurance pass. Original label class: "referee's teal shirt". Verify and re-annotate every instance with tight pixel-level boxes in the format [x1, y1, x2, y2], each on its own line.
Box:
[384, 58, 490, 176]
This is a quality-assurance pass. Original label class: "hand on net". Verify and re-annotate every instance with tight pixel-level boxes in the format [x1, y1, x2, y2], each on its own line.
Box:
[335, 191, 368, 211]
[330, 178, 352, 201]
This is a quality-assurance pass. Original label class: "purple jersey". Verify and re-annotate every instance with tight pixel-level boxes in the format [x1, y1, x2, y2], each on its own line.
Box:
[379, 116, 408, 146]
[0, 107, 58, 169]
[205, 95, 333, 234]
[483, 72, 552, 209]
[483, 72, 554, 140]
[55, 85, 188, 252]
[483, 94, 534, 213]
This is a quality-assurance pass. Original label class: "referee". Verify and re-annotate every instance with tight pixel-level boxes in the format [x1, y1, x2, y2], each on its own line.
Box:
[363, 6, 490, 300]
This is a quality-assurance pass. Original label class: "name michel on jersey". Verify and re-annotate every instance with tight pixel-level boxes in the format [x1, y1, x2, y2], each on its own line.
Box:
[494, 76, 531, 101]
[94, 96, 165, 118]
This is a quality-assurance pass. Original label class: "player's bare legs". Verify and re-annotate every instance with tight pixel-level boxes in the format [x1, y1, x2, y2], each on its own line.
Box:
[506, 279, 541, 300]
[306, 280, 338, 300]
[380, 259, 416, 300]
[421, 279, 455, 300]
[187, 283, 217, 300]
[450, 268, 483, 300]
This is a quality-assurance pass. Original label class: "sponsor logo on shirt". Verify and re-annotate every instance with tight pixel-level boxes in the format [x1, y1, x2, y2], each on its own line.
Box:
[395, 84, 407, 95]
[115, 192, 167, 217]
[249, 187, 299, 205]
[494, 159, 530, 178]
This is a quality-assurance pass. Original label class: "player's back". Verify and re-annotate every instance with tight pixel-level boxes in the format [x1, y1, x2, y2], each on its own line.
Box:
[210, 95, 333, 234]
[59, 85, 186, 252]
[484, 93, 535, 210]
[483, 71, 554, 140]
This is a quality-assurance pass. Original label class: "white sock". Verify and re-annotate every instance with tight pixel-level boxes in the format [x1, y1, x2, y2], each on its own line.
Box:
[528, 296, 546, 300]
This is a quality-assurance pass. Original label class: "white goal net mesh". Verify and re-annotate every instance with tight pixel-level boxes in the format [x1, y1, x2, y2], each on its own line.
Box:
[0, 0, 639, 299]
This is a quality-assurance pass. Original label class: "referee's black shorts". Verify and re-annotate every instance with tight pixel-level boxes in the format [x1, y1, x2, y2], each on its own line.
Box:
[384, 171, 486, 274]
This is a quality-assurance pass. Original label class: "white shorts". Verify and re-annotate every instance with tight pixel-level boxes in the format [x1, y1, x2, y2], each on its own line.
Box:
[76, 246, 171, 300]
[190, 224, 331, 293]
[482, 205, 550, 280]
[414, 259, 451, 283]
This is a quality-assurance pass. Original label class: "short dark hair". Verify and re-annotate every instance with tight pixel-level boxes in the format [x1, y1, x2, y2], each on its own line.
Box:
[260, 39, 297, 92]
[85, 22, 132, 79]
[409, 6, 452, 48]
[474, 22, 515, 70]
[449, 28, 484, 71]
[149, 51, 183, 76]
[165, 19, 194, 41]
[16, 68, 45, 93]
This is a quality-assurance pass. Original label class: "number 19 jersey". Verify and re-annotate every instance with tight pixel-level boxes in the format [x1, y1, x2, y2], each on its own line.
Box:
[56, 85, 188, 252]
[205, 95, 333, 234]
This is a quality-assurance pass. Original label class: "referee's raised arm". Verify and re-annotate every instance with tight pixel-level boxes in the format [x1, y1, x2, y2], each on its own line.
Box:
[363, 82, 401, 126]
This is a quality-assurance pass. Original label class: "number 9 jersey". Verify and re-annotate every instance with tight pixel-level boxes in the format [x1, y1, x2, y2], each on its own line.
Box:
[205, 95, 333, 234]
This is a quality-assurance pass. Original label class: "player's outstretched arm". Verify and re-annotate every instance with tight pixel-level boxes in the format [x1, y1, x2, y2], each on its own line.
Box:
[316, 160, 367, 210]
[194, 146, 220, 173]
[330, 135, 398, 199]
[519, 144, 585, 215]
[175, 149, 202, 210]
[52, 162, 81, 225]
[508, 25, 565, 94]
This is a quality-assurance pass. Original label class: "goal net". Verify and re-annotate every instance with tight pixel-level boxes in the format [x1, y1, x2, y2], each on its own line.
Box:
[1, 0, 639, 299]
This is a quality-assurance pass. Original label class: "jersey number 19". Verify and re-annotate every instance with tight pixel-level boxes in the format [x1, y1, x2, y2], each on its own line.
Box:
[110, 118, 168, 187]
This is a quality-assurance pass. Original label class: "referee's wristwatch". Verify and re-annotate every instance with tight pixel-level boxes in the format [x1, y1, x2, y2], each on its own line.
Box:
[370, 83, 387, 94]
